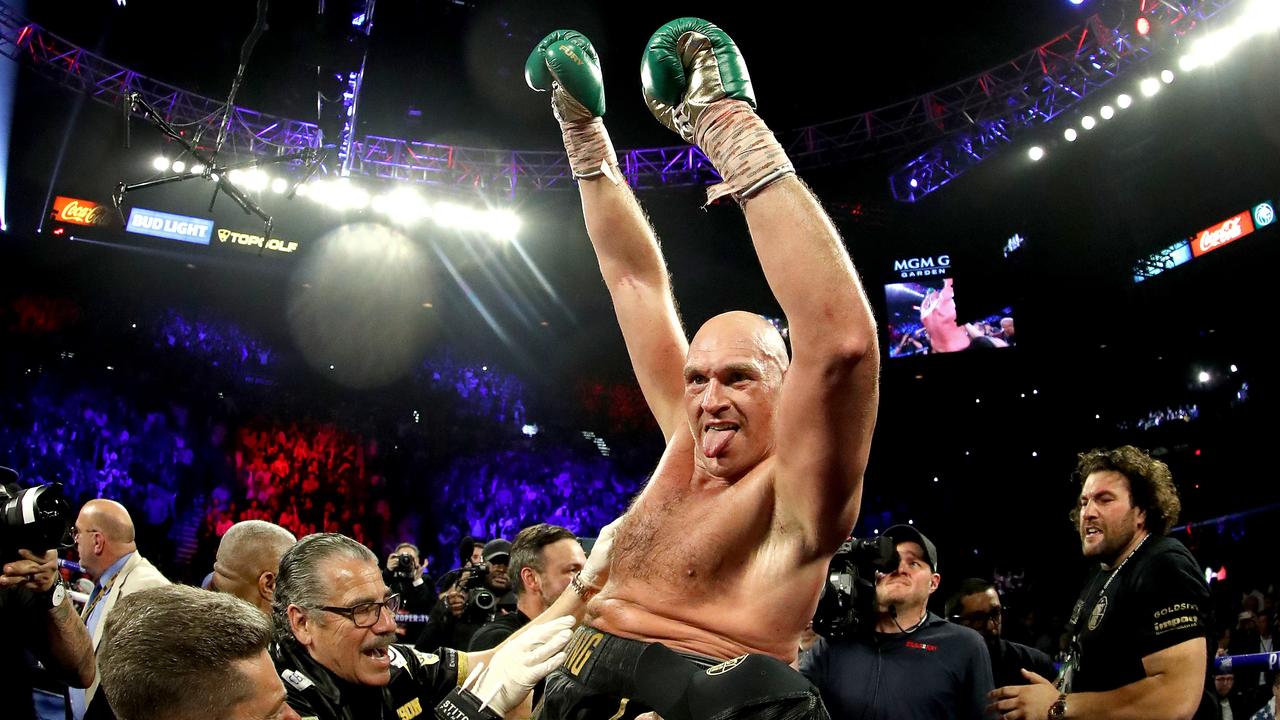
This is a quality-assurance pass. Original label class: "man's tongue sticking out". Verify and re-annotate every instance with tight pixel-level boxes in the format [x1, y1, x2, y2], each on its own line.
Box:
[702, 426, 737, 458]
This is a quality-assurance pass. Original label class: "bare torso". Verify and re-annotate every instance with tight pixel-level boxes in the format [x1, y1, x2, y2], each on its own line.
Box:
[585, 432, 828, 662]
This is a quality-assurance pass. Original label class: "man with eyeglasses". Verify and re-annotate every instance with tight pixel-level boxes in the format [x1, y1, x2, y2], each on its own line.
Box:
[70, 498, 170, 720]
[271, 532, 578, 720]
[946, 578, 1056, 690]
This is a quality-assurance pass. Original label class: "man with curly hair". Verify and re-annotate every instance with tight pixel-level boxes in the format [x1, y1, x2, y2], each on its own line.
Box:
[989, 445, 1214, 720]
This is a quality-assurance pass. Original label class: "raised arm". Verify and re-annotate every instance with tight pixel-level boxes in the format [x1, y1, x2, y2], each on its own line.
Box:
[526, 32, 689, 440]
[641, 19, 878, 550]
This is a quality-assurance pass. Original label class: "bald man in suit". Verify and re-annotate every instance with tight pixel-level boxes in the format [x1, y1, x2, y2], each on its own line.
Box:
[69, 499, 170, 720]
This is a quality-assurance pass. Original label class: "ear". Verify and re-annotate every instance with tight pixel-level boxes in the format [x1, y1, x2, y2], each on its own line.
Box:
[520, 566, 539, 594]
[288, 605, 316, 647]
[259, 571, 276, 603]
[928, 573, 941, 595]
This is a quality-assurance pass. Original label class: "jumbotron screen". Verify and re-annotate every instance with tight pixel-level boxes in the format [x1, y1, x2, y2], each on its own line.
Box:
[885, 277, 1016, 358]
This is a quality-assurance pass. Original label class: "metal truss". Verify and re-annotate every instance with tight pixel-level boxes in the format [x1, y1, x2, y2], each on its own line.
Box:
[888, 0, 1239, 202]
[1132, 239, 1192, 282]
[0, 0, 1240, 201]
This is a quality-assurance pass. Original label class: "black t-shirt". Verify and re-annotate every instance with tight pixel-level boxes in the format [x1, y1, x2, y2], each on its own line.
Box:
[0, 587, 42, 720]
[469, 609, 531, 651]
[990, 638, 1057, 690]
[1064, 535, 1214, 715]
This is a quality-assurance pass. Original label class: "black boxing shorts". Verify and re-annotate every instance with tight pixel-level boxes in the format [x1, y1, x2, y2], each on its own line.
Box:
[536, 627, 829, 720]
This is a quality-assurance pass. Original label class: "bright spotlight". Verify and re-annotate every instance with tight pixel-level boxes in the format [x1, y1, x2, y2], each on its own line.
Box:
[1135, 16, 1151, 36]
[348, 186, 370, 210]
[171, 160, 186, 173]
[1179, 54, 1200, 72]
[1081, 115, 1097, 130]
[1140, 77, 1161, 97]
[908, 178, 919, 189]
[190, 163, 205, 175]
[294, 183, 308, 197]
[1116, 93, 1133, 109]
[228, 168, 245, 186]
[1099, 105, 1115, 120]
[1197, 370, 1210, 383]
[1064, 128, 1078, 142]
[1160, 69, 1175, 84]
[1230, 364, 1238, 373]
[152, 156, 170, 171]
[487, 209, 523, 240]
[1028, 146, 1045, 162]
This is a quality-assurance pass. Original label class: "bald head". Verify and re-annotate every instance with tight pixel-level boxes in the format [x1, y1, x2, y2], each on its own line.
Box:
[81, 499, 136, 543]
[213, 521, 297, 614]
[690, 311, 790, 376]
[75, 499, 138, 579]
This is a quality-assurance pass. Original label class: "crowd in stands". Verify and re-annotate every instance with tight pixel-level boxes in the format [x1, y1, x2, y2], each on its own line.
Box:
[418, 355, 527, 427]
[154, 309, 275, 374]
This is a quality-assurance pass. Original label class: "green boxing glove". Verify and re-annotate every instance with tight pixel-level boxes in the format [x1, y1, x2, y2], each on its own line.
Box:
[526, 30, 619, 181]
[641, 18, 792, 203]
[640, 17, 755, 144]
[525, 30, 606, 123]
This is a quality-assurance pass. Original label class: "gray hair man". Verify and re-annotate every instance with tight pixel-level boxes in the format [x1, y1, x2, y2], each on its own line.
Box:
[271, 533, 573, 720]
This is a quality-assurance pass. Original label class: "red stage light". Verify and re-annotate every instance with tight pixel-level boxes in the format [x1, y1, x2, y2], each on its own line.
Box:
[52, 227, 65, 236]
[1194, 448, 1201, 456]
[1136, 17, 1151, 36]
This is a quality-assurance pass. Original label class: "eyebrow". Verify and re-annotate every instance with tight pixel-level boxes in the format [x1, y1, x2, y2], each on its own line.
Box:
[683, 362, 760, 380]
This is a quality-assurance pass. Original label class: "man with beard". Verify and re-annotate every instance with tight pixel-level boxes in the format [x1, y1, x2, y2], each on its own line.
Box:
[270, 533, 575, 720]
[988, 446, 1213, 720]
[946, 578, 1056, 689]
[470, 525, 585, 652]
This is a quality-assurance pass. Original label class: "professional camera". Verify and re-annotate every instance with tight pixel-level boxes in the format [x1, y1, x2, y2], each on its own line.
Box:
[0, 467, 72, 563]
[391, 553, 417, 582]
[812, 536, 900, 639]
[459, 561, 496, 621]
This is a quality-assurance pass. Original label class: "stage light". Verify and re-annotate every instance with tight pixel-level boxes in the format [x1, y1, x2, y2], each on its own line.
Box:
[348, 186, 370, 210]
[190, 163, 205, 175]
[1027, 146, 1045, 161]
[487, 209, 522, 240]
[152, 156, 170, 171]
[1099, 105, 1115, 120]
[1140, 77, 1161, 97]
[1064, 128, 1077, 142]
[228, 168, 244, 186]
[909, 178, 919, 188]
[1230, 364, 1238, 373]
[1081, 115, 1097, 130]
[1136, 16, 1151, 36]
[271, 177, 288, 194]
[1179, 54, 1200, 72]
[1117, 93, 1133, 109]
[1068, 0, 1085, 5]
[171, 160, 186, 174]
[244, 169, 268, 192]
[1198, 370, 1211, 383]
[1161, 69, 1175, 84]
[1032, 451, 1038, 457]
[294, 183, 308, 197]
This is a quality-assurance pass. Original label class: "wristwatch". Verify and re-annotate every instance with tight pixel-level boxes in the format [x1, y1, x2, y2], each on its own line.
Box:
[1047, 692, 1068, 720]
[36, 579, 67, 609]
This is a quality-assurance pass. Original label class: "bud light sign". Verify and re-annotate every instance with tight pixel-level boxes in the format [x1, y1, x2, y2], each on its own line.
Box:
[126, 208, 214, 245]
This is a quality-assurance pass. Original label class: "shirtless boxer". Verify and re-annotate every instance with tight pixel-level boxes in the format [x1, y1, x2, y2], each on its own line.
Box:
[526, 18, 878, 718]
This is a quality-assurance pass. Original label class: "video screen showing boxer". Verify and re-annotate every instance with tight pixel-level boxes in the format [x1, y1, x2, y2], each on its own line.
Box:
[885, 278, 1015, 357]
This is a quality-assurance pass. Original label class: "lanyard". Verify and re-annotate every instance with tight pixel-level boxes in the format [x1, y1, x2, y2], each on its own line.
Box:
[1059, 533, 1149, 691]
[80, 570, 122, 621]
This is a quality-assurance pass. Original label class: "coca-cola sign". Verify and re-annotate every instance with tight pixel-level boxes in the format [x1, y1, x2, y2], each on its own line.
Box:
[52, 196, 112, 227]
[1191, 210, 1255, 258]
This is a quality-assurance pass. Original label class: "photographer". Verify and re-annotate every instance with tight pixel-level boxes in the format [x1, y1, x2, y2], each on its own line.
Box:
[384, 542, 437, 640]
[800, 524, 993, 719]
[1, 469, 95, 720]
[416, 539, 512, 652]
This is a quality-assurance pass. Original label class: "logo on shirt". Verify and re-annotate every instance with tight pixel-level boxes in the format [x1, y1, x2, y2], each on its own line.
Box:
[706, 655, 748, 676]
[411, 649, 440, 666]
[1088, 596, 1108, 631]
[905, 641, 938, 652]
[281, 669, 314, 691]
[395, 697, 423, 720]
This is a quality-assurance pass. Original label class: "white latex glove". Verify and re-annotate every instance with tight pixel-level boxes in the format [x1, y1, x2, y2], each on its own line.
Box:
[579, 516, 622, 590]
[473, 615, 575, 714]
